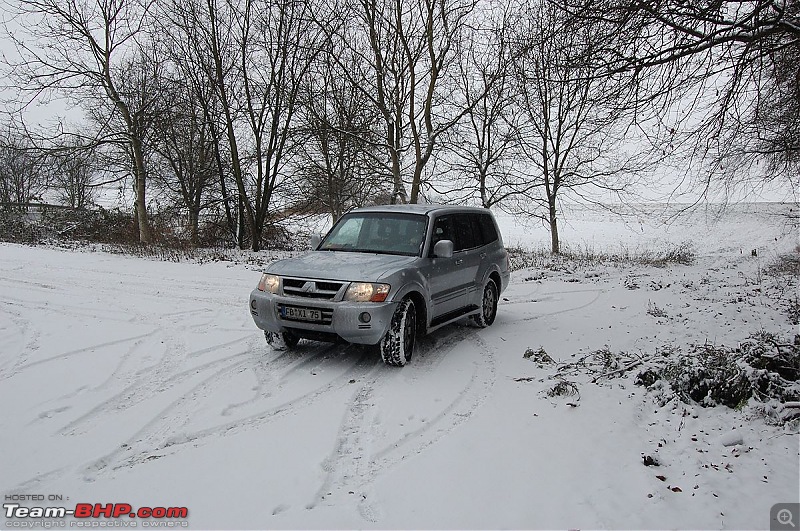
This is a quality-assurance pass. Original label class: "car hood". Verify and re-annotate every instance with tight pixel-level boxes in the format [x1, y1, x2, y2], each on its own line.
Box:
[267, 251, 417, 282]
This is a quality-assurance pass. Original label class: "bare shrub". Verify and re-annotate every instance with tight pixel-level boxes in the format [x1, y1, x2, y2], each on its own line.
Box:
[647, 301, 669, 318]
[634, 333, 800, 420]
[762, 254, 800, 324]
[764, 254, 800, 280]
[507, 241, 695, 272]
[661, 343, 751, 409]
[524, 346, 554, 365]
[547, 379, 579, 398]
[0, 211, 47, 243]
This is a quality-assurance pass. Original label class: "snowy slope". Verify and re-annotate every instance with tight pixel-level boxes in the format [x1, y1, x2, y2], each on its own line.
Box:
[0, 203, 797, 529]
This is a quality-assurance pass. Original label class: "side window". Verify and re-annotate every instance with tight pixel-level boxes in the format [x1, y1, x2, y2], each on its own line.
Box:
[452, 214, 478, 251]
[479, 213, 498, 245]
[432, 215, 453, 247]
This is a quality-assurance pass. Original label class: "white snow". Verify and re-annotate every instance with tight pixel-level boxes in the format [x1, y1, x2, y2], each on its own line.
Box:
[0, 203, 798, 529]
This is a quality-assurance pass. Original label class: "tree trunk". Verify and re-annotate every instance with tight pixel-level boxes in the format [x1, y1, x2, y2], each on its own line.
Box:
[188, 206, 199, 247]
[237, 195, 246, 251]
[251, 216, 262, 252]
[410, 165, 422, 203]
[549, 201, 560, 254]
[131, 138, 152, 244]
[480, 169, 488, 208]
[389, 123, 406, 204]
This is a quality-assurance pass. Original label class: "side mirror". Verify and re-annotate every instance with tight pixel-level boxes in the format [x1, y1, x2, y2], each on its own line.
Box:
[432, 239, 454, 258]
[310, 233, 322, 249]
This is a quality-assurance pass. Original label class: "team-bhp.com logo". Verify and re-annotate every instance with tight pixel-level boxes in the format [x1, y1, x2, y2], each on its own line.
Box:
[4, 501, 189, 528]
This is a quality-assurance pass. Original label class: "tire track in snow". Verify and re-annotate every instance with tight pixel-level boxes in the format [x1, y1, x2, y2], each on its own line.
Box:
[0, 304, 40, 377]
[1, 264, 238, 331]
[54, 333, 277, 436]
[48, 334, 255, 433]
[370, 331, 497, 469]
[1, 296, 138, 325]
[57, 350, 246, 436]
[503, 287, 607, 322]
[220, 341, 346, 416]
[304, 328, 498, 523]
[0, 276, 57, 291]
[0, 331, 155, 382]
[7, 334, 348, 492]
[79, 342, 380, 481]
[411, 325, 472, 374]
[305, 363, 394, 520]
[56, 330, 193, 436]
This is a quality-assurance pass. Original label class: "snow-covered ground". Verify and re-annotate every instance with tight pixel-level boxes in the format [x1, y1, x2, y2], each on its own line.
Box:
[1, 203, 798, 529]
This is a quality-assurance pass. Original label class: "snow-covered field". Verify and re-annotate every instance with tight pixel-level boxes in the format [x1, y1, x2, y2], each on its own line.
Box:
[1, 203, 798, 530]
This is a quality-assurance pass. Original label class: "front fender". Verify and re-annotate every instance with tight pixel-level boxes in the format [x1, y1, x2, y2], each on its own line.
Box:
[389, 276, 432, 329]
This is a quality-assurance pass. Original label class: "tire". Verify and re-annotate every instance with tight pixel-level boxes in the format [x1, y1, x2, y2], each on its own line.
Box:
[472, 279, 498, 328]
[265, 330, 300, 350]
[379, 298, 416, 367]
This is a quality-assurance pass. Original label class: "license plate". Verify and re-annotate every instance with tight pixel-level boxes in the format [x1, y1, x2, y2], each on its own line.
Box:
[281, 306, 322, 322]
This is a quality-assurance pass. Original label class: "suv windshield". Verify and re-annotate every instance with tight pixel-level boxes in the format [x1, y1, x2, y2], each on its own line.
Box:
[319, 212, 428, 256]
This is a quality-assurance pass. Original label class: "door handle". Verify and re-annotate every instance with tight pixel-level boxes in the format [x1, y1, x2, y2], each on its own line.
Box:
[455, 259, 463, 266]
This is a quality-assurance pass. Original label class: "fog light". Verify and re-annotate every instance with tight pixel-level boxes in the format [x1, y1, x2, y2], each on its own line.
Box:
[359, 312, 371, 323]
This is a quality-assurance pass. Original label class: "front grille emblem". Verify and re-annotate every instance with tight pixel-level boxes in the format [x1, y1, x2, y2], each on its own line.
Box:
[301, 281, 315, 293]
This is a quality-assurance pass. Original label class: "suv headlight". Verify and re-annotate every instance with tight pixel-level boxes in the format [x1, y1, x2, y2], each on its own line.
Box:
[257, 273, 280, 294]
[344, 282, 390, 302]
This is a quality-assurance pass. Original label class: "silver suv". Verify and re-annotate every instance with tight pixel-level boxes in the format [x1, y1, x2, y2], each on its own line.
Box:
[249, 204, 510, 366]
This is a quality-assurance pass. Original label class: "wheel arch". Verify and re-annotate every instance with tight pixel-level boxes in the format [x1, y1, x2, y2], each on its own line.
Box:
[488, 269, 502, 292]
[392, 279, 429, 335]
[403, 289, 428, 336]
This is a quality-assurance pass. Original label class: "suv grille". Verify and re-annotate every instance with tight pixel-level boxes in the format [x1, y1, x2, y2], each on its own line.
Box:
[282, 278, 344, 300]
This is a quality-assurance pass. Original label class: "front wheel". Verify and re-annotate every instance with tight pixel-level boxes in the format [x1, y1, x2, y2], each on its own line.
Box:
[265, 330, 300, 350]
[472, 279, 498, 328]
[379, 299, 416, 366]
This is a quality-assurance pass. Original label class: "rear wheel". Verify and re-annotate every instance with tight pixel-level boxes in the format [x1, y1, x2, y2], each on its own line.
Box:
[265, 330, 300, 350]
[472, 279, 498, 328]
[379, 299, 416, 366]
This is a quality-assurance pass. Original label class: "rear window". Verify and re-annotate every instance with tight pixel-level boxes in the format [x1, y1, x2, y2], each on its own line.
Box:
[478, 213, 498, 245]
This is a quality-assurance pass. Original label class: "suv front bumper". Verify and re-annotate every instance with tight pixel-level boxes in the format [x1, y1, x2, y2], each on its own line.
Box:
[249, 289, 397, 345]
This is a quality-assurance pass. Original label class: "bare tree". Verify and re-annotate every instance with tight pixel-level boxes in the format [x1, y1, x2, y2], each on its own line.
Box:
[164, 0, 324, 250]
[294, 44, 389, 222]
[141, 27, 220, 246]
[442, 2, 528, 209]
[406, 0, 477, 203]
[156, 0, 242, 246]
[323, 0, 478, 204]
[322, 0, 416, 203]
[753, 39, 800, 181]
[3, 0, 159, 242]
[50, 139, 97, 209]
[149, 80, 218, 246]
[554, 0, 800, 194]
[0, 127, 47, 210]
[718, 31, 800, 190]
[511, 0, 649, 253]
[238, 0, 325, 250]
